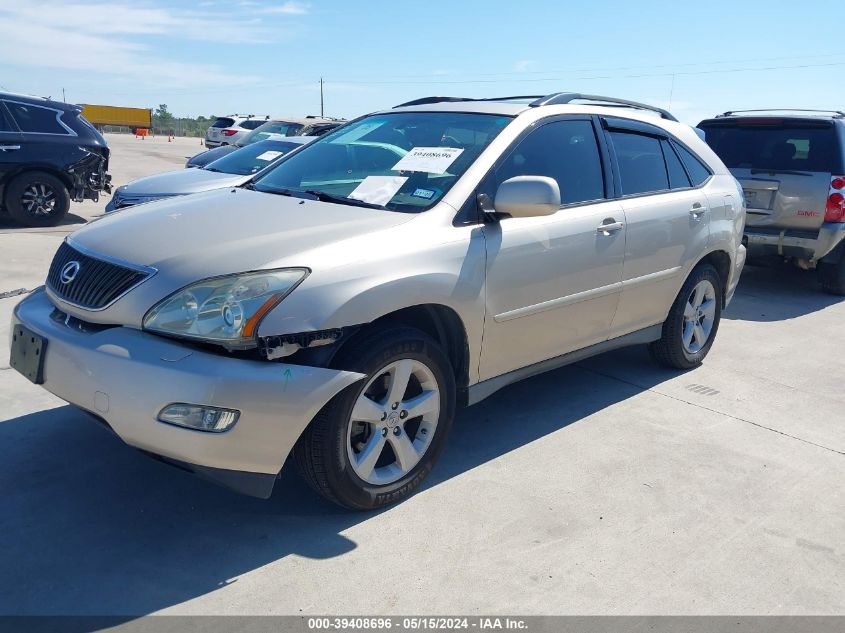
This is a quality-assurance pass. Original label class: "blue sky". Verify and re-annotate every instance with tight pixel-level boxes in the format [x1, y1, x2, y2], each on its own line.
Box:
[0, 0, 842, 124]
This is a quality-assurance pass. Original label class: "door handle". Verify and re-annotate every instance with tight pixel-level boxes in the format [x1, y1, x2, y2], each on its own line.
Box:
[690, 204, 707, 220]
[0, 145, 20, 151]
[597, 219, 624, 235]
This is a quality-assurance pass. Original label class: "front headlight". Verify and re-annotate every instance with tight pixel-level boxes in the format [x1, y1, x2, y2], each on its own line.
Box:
[143, 268, 308, 348]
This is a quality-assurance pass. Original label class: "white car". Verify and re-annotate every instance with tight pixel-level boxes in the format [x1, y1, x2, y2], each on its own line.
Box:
[205, 115, 270, 148]
[105, 138, 313, 212]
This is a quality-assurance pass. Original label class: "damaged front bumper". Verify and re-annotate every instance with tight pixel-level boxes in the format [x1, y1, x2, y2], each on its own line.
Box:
[10, 289, 365, 498]
[67, 148, 112, 203]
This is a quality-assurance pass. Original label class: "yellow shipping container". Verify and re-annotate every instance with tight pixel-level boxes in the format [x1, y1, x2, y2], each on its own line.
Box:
[80, 104, 152, 129]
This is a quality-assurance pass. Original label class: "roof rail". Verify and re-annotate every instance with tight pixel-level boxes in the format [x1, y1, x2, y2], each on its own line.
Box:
[394, 95, 547, 108]
[530, 93, 678, 121]
[394, 97, 474, 108]
[715, 108, 845, 118]
[392, 92, 678, 121]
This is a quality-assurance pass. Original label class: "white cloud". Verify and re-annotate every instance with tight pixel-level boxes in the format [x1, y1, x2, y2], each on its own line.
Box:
[249, 0, 311, 15]
[0, 1, 268, 92]
[513, 60, 536, 72]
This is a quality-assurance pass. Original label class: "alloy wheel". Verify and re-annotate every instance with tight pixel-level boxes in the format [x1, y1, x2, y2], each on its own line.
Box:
[346, 358, 440, 485]
[682, 279, 717, 354]
[21, 183, 58, 217]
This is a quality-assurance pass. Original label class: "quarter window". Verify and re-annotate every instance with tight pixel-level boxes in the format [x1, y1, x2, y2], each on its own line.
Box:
[239, 119, 266, 130]
[5, 102, 69, 134]
[661, 139, 691, 189]
[497, 120, 605, 205]
[674, 143, 712, 186]
[609, 131, 669, 195]
[0, 104, 14, 132]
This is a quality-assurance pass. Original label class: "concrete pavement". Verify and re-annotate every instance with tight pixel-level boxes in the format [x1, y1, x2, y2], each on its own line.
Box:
[0, 134, 844, 616]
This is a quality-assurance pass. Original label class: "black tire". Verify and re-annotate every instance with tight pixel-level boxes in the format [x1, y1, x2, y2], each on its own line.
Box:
[294, 326, 456, 510]
[5, 171, 70, 227]
[818, 255, 845, 296]
[649, 264, 723, 370]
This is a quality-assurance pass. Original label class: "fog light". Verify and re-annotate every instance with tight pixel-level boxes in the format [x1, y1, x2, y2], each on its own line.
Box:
[157, 403, 240, 433]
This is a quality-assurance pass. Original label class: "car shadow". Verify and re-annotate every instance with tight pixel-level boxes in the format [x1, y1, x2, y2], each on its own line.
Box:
[0, 212, 87, 230]
[723, 264, 843, 322]
[0, 345, 668, 617]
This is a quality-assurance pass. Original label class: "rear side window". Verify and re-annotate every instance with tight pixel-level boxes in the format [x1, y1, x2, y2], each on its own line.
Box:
[700, 120, 838, 173]
[239, 119, 265, 130]
[211, 117, 235, 128]
[661, 139, 691, 188]
[5, 102, 69, 134]
[609, 131, 669, 195]
[674, 143, 712, 186]
[497, 119, 605, 205]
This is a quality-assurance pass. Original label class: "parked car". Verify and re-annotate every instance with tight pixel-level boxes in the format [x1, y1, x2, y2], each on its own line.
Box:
[204, 114, 271, 148]
[10, 93, 745, 509]
[106, 138, 313, 212]
[0, 92, 110, 227]
[189, 117, 344, 168]
[699, 110, 845, 294]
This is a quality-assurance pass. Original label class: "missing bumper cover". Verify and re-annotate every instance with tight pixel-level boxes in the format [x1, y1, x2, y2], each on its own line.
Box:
[260, 328, 345, 360]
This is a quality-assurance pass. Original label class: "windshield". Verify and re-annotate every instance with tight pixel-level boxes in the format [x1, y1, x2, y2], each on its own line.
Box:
[701, 119, 841, 173]
[251, 112, 512, 211]
[242, 121, 304, 145]
[204, 140, 302, 175]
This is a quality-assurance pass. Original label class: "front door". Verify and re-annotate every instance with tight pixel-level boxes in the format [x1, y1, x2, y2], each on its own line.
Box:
[480, 118, 626, 381]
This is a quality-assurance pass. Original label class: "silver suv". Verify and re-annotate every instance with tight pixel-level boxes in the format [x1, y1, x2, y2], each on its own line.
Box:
[699, 110, 845, 294]
[204, 114, 271, 148]
[10, 93, 746, 509]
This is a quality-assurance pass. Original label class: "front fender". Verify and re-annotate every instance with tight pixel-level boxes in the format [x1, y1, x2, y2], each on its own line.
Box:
[257, 229, 487, 381]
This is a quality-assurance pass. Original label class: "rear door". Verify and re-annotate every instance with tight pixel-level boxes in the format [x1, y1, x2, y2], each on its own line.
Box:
[0, 101, 24, 186]
[2, 99, 77, 173]
[699, 118, 839, 231]
[602, 118, 712, 337]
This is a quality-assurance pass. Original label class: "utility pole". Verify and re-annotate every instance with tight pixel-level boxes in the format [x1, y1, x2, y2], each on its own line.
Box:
[62, 87, 66, 103]
[320, 77, 324, 117]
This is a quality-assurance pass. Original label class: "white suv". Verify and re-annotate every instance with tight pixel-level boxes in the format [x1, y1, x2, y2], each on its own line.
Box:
[205, 114, 270, 148]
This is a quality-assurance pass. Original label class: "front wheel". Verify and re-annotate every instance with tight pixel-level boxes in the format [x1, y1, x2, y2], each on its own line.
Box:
[649, 264, 722, 370]
[294, 327, 455, 510]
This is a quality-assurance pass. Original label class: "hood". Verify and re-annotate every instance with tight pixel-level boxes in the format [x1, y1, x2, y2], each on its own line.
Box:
[71, 188, 416, 279]
[119, 168, 247, 195]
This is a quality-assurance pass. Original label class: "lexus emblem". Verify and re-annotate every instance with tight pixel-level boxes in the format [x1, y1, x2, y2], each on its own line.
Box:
[60, 261, 81, 284]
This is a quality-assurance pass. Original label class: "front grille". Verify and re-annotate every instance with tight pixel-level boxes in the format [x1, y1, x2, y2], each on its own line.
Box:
[46, 241, 152, 310]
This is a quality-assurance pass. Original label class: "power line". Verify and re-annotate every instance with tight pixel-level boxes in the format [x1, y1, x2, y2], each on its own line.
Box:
[330, 60, 845, 86]
[331, 52, 845, 82]
[51, 57, 845, 100]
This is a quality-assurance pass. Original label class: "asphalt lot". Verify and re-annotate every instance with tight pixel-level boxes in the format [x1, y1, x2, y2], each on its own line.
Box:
[1, 134, 845, 616]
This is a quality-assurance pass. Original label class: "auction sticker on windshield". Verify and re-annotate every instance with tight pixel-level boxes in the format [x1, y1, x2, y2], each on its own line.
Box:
[256, 151, 284, 161]
[392, 147, 463, 174]
[349, 176, 408, 206]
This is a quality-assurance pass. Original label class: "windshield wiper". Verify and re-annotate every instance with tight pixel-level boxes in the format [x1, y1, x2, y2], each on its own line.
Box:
[304, 190, 384, 209]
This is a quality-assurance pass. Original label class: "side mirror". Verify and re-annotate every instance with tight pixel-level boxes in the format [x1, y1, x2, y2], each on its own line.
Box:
[494, 176, 561, 218]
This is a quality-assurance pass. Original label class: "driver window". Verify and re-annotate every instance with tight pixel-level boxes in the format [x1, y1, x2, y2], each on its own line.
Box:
[497, 120, 605, 205]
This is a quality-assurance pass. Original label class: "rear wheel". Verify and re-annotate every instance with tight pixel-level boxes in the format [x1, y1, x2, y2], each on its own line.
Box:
[5, 171, 70, 227]
[649, 264, 722, 369]
[294, 327, 455, 510]
[818, 254, 845, 296]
